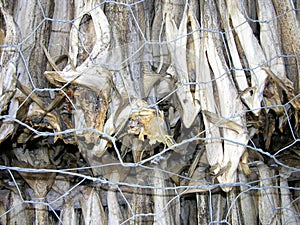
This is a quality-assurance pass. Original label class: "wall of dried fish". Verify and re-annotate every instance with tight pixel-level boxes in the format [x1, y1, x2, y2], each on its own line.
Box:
[0, 0, 300, 224]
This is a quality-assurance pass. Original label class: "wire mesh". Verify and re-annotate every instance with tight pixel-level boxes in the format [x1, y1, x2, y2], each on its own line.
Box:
[0, 0, 300, 224]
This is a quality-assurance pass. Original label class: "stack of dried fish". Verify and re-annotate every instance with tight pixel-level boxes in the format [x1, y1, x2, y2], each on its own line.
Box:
[0, 0, 300, 224]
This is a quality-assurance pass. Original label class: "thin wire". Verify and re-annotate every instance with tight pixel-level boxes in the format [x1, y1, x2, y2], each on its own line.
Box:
[0, 0, 300, 224]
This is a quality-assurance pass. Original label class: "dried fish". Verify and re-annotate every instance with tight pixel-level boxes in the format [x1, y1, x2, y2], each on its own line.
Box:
[0, 3, 19, 143]
[13, 156, 56, 225]
[128, 99, 175, 148]
[199, 0, 249, 192]
[202, 110, 245, 134]
[196, 193, 209, 224]
[3, 1, 300, 224]
[60, 196, 77, 225]
[8, 189, 32, 224]
[0, 190, 10, 224]
[238, 172, 258, 225]
[272, 0, 300, 91]
[257, 0, 286, 77]
[164, 1, 201, 128]
[152, 169, 179, 225]
[263, 76, 285, 115]
[217, 0, 253, 110]
[80, 187, 107, 225]
[257, 164, 281, 225]
[130, 186, 153, 224]
[239, 150, 251, 175]
[25, 102, 61, 142]
[279, 168, 299, 224]
[68, 3, 110, 69]
[107, 173, 123, 225]
[226, 0, 268, 115]
[263, 67, 300, 110]
[44, 66, 113, 98]
[42, 4, 113, 159]
[227, 189, 243, 225]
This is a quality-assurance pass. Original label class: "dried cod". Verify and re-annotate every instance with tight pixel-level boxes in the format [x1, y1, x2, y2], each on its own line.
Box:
[60, 196, 77, 225]
[257, 163, 281, 225]
[43, 3, 112, 158]
[199, 0, 249, 192]
[80, 187, 107, 225]
[226, 0, 268, 114]
[164, 2, 201, 129]
[13, 150, 56, 225]
[128, 99, 174, 147]
[272, 0, 300, 91]
[0, 2, 19, 143]
[279, 168, 299, 225]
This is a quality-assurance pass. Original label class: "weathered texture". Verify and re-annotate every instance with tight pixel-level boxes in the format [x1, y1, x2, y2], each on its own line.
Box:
[272, 0, 300, 92]
[0, 0, 300, 224]
[0, 1, 18, 142]
[14, 0, 54, 88]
